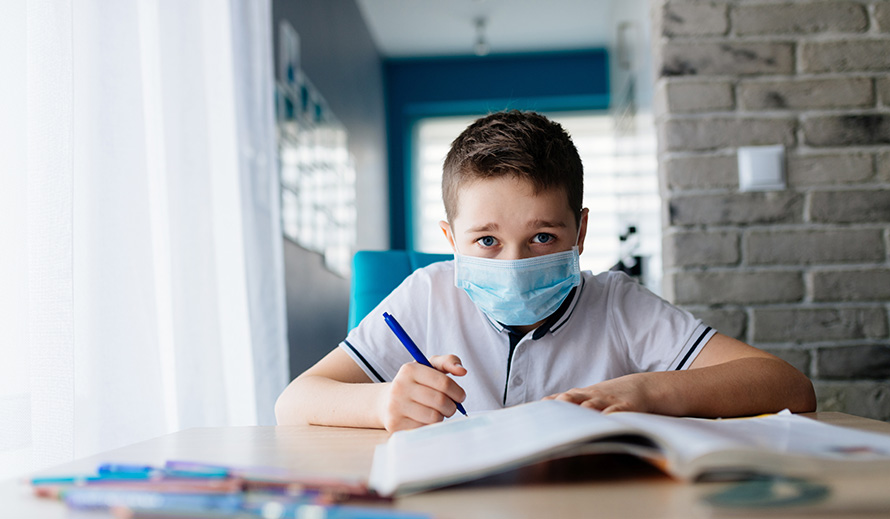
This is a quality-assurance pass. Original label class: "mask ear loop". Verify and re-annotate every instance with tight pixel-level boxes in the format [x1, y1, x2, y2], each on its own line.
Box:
[451, 225, 462, 256]
[573, 213, 583, 249]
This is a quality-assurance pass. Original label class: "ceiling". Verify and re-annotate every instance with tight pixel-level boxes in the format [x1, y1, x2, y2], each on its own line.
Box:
[355, 0, 616, 58]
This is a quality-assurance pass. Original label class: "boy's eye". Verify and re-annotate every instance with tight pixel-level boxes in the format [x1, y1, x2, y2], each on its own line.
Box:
[532, 233, 555, 244]
[476, 236, 498, 248]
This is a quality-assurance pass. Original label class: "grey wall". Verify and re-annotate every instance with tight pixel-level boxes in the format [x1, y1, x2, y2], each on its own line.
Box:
[272, 0, 388, 379]
[653, 0, 890, 420]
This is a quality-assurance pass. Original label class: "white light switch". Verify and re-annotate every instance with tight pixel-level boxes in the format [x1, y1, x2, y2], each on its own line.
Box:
[738, 145, 785, 192]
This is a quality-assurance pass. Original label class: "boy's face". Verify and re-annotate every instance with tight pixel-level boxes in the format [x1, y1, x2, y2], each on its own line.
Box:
[439, 175, 588, 260]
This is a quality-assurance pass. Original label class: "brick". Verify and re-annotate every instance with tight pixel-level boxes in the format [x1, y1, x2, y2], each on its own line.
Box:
[664, 154, 738, 190]
[800, 40, 890, 73]
[657, 81, 734, 114]
[811, 268, 890, 302]
[879, 152, 890, 182]
[732, 2, 867, 35]
[818, 345, 890, 379]
[660, 117, 796, 151]
[746, 229, 885, 265]
[815, 381, 890, 420]
[660, 42, 794, 77]
[802, 115, 890, 147]
[664, 230, 739, 267]
[809, 190, 890, 223]
[879, 78, 890, 106]
[738, 78, 873, 110]
[669, 192, 803, 226]
[689, 307, 747, 340]
[661, 3, 728, 37]
[762, 348, 811, 377]
[667, 270, 803, 305]
[877, 2, 890, 32]
[787, 152, 874, 186]
[753, 307, 888, 342]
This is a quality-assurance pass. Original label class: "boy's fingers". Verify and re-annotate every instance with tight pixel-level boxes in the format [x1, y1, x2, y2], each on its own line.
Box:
[400, 399, 447, 425]
[551, 391, 584, 404]
[580, 399, 607, 410]
[417, 365, 467, 404]
[385, 380, 455, 429]
[410, 384, 458, 418]
[390, 389, 454, 427]
[429, 354, 467, 376]
[398, 363, 467, 404]
[600, 404, 621, 414]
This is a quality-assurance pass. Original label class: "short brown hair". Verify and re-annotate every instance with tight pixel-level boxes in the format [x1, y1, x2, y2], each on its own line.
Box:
[442, 110, 583, 224]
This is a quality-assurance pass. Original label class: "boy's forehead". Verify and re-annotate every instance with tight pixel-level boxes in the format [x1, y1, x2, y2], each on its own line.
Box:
[453, 176, 575, 226]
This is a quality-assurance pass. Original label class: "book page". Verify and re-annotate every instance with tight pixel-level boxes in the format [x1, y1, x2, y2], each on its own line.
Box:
[370, 402, 890, 495]
[370, 401, 636, 495]
[609, 411, 890, 478]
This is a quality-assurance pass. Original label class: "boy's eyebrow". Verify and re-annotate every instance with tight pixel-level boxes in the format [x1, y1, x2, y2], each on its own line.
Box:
[528, 219, 567, 229]
[466, 223, 499, 233]
[465, 220, 567, 233]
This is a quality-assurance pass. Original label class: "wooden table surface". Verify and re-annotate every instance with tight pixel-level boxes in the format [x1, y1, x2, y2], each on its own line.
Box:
[4, 412, 890, 518]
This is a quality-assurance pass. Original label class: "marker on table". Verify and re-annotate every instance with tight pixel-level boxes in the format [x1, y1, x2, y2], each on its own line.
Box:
[382, 312, 467, 416]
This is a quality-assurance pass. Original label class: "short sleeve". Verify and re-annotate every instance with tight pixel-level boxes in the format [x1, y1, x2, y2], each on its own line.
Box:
[606, 273, 716, 373]
[338, 268, 435, 383]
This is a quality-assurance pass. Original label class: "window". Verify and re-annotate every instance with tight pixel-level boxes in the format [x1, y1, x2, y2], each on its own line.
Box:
[411, 112, 660, 291]
[276, 22, 356, 276]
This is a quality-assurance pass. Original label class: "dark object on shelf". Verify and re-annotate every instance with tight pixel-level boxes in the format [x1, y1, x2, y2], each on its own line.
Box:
[611, 225, 643, 280]
[619, 226, 637, 242]
[611, 255, 643, 278]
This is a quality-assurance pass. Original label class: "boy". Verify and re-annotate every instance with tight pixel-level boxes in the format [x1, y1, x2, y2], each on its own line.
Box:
[275, 111, 816, 431]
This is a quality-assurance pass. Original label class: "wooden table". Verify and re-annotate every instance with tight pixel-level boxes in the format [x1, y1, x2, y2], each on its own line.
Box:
[4, 412, 890, 518]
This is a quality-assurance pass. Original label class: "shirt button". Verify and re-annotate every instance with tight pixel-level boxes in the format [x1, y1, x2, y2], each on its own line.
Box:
[513, 377, 523, 387]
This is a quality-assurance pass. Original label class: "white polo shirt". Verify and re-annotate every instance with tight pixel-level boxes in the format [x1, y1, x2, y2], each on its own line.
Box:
[340, 260, 715, 412]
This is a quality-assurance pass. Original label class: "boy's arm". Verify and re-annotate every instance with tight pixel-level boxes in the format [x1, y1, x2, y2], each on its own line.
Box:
[274, 347, 467, 430]
[545, 333, 817, 417]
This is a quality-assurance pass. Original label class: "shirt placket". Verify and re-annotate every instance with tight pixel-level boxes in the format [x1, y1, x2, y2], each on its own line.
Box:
[503, 334, 530, 407]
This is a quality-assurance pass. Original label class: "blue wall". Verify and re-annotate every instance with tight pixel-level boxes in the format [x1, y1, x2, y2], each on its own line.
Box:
[384, 50, 610, 249]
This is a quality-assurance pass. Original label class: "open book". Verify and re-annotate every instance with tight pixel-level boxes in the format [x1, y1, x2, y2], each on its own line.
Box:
[369, 400, 890, 496]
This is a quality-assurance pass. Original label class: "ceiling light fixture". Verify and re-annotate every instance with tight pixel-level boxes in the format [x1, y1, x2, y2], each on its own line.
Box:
[474, 17, 490, 56]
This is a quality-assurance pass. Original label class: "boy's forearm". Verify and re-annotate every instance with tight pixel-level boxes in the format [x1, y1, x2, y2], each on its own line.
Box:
[275, 376, 386, 428]
[644, 357, 817, 418]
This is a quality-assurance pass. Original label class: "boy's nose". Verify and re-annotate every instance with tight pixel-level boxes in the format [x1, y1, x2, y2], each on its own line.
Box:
[500, 245, 533, 261]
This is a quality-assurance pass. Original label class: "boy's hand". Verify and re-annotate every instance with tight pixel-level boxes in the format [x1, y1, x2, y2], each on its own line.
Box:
[379, 355, 467, 432]
[543, 373, 651, 414]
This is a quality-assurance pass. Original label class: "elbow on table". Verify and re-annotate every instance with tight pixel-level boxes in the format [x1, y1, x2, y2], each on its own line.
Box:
[798, 379, 818, 414]
[787, 370, 817, 414]
[274, 382, 309, 426]
[273, 391, 290, 425]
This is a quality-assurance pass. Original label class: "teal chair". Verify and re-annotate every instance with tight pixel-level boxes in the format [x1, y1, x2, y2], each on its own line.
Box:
[348, 250, 452, 332]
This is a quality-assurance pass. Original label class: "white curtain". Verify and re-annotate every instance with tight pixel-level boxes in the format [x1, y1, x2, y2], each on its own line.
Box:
[0, 0, 288, 481]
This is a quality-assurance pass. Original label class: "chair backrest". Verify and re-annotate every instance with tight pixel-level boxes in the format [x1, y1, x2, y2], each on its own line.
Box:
[348, 250, 452, 332]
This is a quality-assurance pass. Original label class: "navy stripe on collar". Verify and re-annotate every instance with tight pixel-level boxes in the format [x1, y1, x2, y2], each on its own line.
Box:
[549, 276, 585, 336]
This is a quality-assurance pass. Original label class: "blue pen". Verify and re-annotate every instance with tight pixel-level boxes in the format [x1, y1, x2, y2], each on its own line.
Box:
[382, 312, 467, 416]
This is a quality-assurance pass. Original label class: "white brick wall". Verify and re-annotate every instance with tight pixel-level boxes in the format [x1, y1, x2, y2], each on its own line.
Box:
[653, 0, 890, 420]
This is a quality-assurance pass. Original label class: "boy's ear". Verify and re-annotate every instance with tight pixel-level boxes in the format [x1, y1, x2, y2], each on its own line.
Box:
[577, 208, 589, 255]
[439, 220, 456, 252]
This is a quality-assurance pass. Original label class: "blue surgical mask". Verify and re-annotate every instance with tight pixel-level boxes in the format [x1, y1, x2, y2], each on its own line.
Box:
[453, 245, 582, 327]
